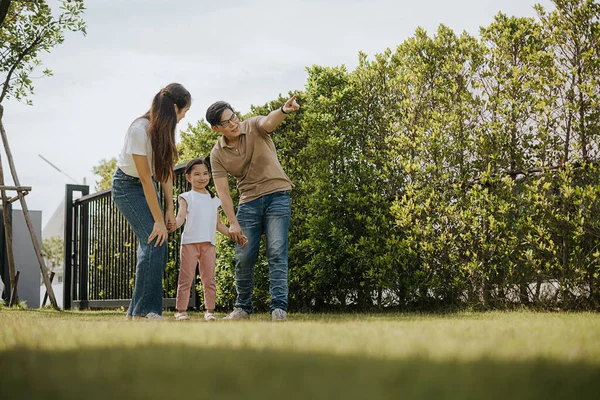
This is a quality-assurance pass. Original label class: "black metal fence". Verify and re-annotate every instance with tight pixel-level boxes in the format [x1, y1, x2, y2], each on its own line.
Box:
[64, 164, 191, 309]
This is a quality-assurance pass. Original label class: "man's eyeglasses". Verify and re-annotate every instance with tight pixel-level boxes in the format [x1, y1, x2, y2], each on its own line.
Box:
[217, 113, 239, 128]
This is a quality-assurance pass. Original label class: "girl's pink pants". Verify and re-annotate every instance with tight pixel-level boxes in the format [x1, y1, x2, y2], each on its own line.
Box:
[176, 242, 216, 312]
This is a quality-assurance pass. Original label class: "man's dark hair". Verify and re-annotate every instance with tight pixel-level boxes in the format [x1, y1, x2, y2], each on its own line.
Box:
[206, 101, 233, 126]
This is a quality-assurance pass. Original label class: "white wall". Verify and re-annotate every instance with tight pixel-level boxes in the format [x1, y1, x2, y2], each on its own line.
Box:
[5, 209, 43, 308]
[39, 280, 64, 309]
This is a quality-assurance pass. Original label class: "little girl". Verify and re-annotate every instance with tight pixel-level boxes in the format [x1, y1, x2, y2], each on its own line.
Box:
[173, 157, 244, 321]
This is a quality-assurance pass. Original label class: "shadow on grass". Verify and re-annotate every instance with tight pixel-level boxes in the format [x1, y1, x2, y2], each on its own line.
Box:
[1, 345, 598, 400]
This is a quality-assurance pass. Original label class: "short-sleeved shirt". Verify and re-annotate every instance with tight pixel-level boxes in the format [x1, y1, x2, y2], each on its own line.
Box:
[179, 191, 222, 246]
[210, 116, 293, 204]
[116, 118, 153, 177]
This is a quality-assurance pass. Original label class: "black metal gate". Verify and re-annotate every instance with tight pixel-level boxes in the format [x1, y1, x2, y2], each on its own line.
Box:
[63, 164, 194, 310]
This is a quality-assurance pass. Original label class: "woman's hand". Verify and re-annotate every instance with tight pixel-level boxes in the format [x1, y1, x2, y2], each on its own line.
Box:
[148, 221, 168, 247]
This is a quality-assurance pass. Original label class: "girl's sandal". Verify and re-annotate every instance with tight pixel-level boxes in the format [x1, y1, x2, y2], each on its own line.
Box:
[204, 313, 217, 322]
[174, 312, 190, 321]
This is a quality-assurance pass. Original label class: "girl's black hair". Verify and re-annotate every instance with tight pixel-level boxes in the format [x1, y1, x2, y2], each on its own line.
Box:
[184, 157, 215, 198]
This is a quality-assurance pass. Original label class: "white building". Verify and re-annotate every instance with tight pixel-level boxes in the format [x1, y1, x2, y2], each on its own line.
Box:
[39, 199, 65, 309]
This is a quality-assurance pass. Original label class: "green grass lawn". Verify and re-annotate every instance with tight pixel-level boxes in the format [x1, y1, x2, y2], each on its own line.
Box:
[1, 309, 599, 400]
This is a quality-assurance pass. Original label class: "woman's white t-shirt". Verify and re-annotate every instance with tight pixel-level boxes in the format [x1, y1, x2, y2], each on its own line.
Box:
[117, 118, 153, 177]
[179, 191, 222, 246]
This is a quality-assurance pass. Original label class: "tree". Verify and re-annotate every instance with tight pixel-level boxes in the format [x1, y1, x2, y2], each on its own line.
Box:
[536, 0, 600, 162]
[0, 0, 86, 104]
[177, 120, 220, 162]
[41, 235, 63, 273]
[92, 158, 116, 191]
[0, 0, 86, 309]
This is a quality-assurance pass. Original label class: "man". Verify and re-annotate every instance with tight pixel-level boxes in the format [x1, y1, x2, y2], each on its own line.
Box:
[207, 95, 299, 321]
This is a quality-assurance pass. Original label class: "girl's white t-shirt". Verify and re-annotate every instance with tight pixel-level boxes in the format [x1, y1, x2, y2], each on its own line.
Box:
[179, 191, 222, 246]
[117, 118, 153, 177]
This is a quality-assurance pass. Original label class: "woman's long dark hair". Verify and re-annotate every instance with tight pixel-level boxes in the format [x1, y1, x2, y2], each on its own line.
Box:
[140, 83, 191, 183]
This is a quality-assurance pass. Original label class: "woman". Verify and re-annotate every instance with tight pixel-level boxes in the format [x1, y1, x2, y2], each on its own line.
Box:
[112, 83, 191, 320]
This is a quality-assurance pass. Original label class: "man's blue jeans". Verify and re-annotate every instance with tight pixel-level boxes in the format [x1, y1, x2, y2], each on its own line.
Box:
[112, 168, 167, 316]
[235, 190, 291, 313]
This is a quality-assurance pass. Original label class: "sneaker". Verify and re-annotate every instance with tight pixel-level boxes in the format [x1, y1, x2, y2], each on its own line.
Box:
[204, 313, 217, 322]
[125, 314, 133, 321]
[271, 308, 287, 321]
[174, 312, 190, 321]
[145, 312, 166, 321]
[223, 307, 249, 320]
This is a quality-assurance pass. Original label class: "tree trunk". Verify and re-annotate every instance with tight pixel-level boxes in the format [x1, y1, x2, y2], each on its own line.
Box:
[0, 191, 17, 304]
[519, 281, 529, 306]
[0, 106, 58, 309]
[0, 121, 17, 305]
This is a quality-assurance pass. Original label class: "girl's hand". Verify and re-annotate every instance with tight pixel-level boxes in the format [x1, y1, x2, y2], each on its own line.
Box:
[165, 213, 176, 233]
[148, 221, 168, 247]
[228, 223, 245, 245]
[227, 232, 248, 247]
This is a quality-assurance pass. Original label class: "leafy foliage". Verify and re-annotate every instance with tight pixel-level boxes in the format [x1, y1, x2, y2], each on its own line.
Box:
[86, 0, 600, 312]
[41, 235, 63, 273]
[0, 0, 86, 104]
[92, 158, 116, 191]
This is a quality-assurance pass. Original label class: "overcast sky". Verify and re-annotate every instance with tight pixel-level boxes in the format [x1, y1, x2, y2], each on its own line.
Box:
[2, 0, 554, 232]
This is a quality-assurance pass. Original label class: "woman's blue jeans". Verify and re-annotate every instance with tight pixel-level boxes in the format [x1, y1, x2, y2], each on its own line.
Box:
[235, 190, 291, 313]
[112, 168, 167, 316]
